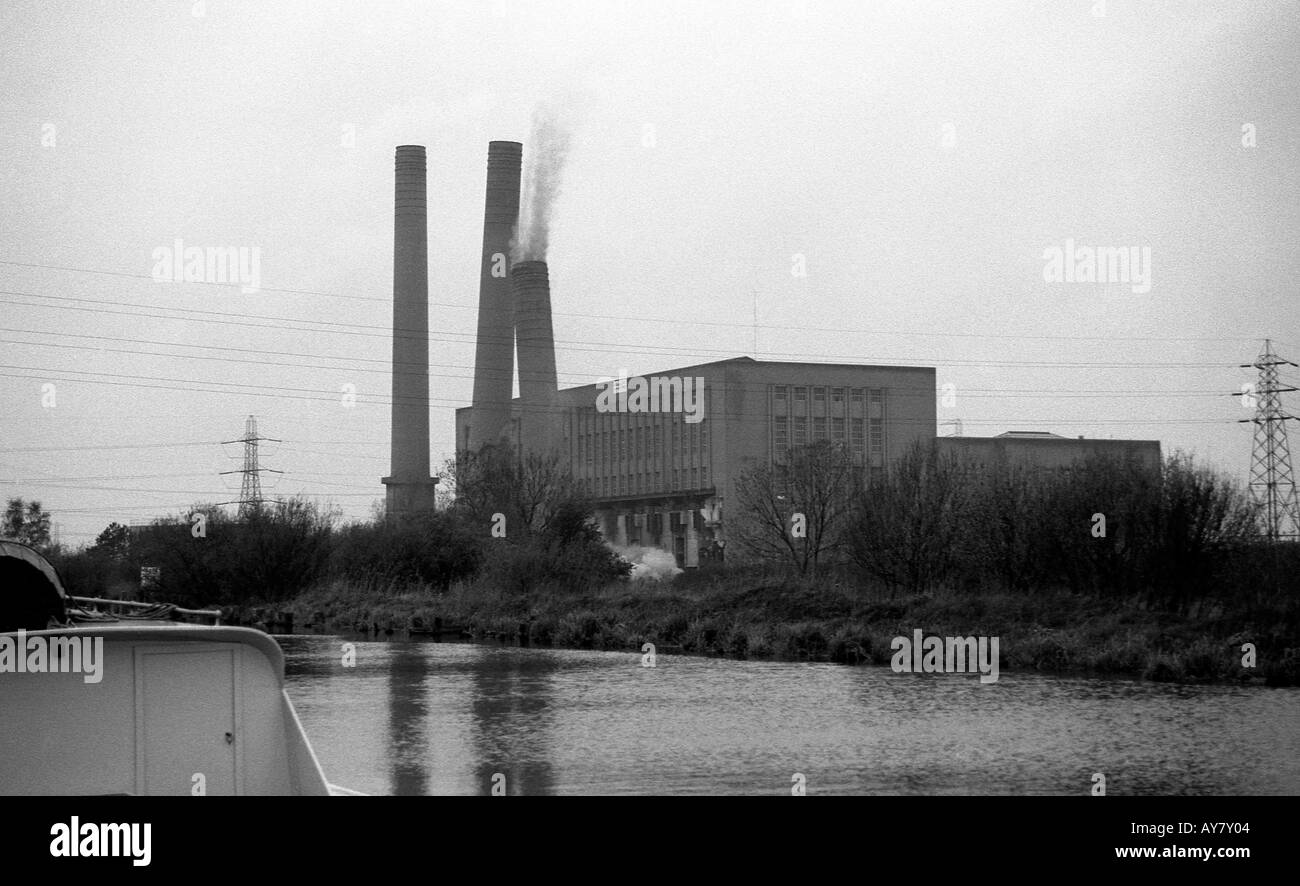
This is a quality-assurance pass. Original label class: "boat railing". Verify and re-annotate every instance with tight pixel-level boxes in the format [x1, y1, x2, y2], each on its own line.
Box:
[68, 595, 223, 625]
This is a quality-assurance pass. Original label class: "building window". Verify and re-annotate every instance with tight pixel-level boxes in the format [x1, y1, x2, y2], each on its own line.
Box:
[851, 388, 864, 404]
[701, 465, 708, 485]
[833, 417, 845, 441]
[814, 387, 825, 403]
[795, 387, 807, 403]
[814, 417, 826, 440]
[775, 416, 788, 457]
[852, 418, 865, 457]
[869, 390, 884, 462]
[774, 385, 788, 403]
[831, 387, 844, 405]
[795, 416, 807, 444]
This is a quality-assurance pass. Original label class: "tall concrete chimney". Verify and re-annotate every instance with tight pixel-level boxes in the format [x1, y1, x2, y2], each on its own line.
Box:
[512, 260, 560, 455]
[382, 145, 438, 517]
[468, 140, 523, 450]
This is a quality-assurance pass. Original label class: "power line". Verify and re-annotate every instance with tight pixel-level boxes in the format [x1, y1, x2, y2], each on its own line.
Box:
[0, 366, 1246, 426]
[0, 334, 1250, 399]
[0, 256, 1269, 345]
[0, 282, 1260, 369]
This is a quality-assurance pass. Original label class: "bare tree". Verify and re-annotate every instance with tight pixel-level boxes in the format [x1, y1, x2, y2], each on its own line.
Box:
[1149, 452, 1260, 609]
[733, 440, 856, 576]
[965, 452, 1043, 592]
[846, 441, 973, 596]
[446, 443, 580, 539]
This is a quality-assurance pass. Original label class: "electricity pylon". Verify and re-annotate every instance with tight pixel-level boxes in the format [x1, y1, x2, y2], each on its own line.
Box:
[1239, 340, 1300, 541]
[220, 415, 282, 519]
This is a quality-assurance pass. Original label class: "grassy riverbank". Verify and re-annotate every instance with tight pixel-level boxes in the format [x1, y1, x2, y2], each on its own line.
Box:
[234, 570, 1300, 686]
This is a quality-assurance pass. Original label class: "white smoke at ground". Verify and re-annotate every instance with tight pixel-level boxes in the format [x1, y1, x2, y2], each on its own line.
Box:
[512, 102, 575, 263]
[610, 544, 682, 581]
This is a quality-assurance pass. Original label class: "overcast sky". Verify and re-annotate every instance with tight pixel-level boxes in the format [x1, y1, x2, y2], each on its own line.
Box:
[2, 0, 1297, 544]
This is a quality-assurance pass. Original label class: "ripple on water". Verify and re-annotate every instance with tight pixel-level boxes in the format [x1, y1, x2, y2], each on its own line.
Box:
[277, 637, 1300, 796]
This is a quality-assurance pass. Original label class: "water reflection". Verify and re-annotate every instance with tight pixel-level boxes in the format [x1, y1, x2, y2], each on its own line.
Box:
[466, 646, 557, 796]
[387, 643, 430, 796]
[280, 638, 1300, 796]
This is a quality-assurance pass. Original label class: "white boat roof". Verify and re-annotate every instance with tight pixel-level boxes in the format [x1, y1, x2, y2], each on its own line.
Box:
[15, 624, 288, 685]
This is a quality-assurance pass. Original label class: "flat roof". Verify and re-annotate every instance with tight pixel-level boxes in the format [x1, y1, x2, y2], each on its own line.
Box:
[941, 436, 1160, 445]
[454, 356, 939, 413]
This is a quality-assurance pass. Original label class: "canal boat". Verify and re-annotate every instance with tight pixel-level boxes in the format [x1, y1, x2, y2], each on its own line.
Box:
[0, 539, 356, 796]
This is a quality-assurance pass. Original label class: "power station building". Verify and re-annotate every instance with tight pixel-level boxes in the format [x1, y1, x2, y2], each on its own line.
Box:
[382, 139, 1162, 565]
[935, 431, 1161, 472]
[455, 357, 938, 565]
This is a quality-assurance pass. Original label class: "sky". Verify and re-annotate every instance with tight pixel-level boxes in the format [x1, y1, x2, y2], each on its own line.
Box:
[1, 0, 1297, 545]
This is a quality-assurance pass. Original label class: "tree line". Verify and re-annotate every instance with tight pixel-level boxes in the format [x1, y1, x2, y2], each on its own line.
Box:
[25, 444, 628, 608]
[731, 440, 1297, 611]
[10, 440, 1295, 615]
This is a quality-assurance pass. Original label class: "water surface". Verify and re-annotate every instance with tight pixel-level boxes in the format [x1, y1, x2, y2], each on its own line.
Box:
[280, 636, 1300, 796]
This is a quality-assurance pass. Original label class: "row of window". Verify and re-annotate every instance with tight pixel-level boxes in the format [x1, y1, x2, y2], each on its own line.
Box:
[772, 386, 884, 464]
[774, 416, 873, 451]
[575, 421, 709, 472]
[772, 384, 878, 417]
[577, 466, 710, 498]
[773, 385, 864, 404]
[570, 400, 709, 433]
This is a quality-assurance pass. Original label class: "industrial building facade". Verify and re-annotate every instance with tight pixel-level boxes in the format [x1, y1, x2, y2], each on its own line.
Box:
[935, 431, 1162, 472]
[380, 140, 1162, 566]
[455, 357, 938, 566]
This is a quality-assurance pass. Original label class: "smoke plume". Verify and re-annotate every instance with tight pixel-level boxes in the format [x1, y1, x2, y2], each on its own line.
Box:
[512, 103, 574, 262]
[611, 544, 683, 581]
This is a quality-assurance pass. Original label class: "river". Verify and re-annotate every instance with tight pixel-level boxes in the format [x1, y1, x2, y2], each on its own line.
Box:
[279, 635, 1300, 796]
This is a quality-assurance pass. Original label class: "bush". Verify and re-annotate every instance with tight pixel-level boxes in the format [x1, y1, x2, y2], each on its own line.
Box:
[331, 510, 482, 589]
